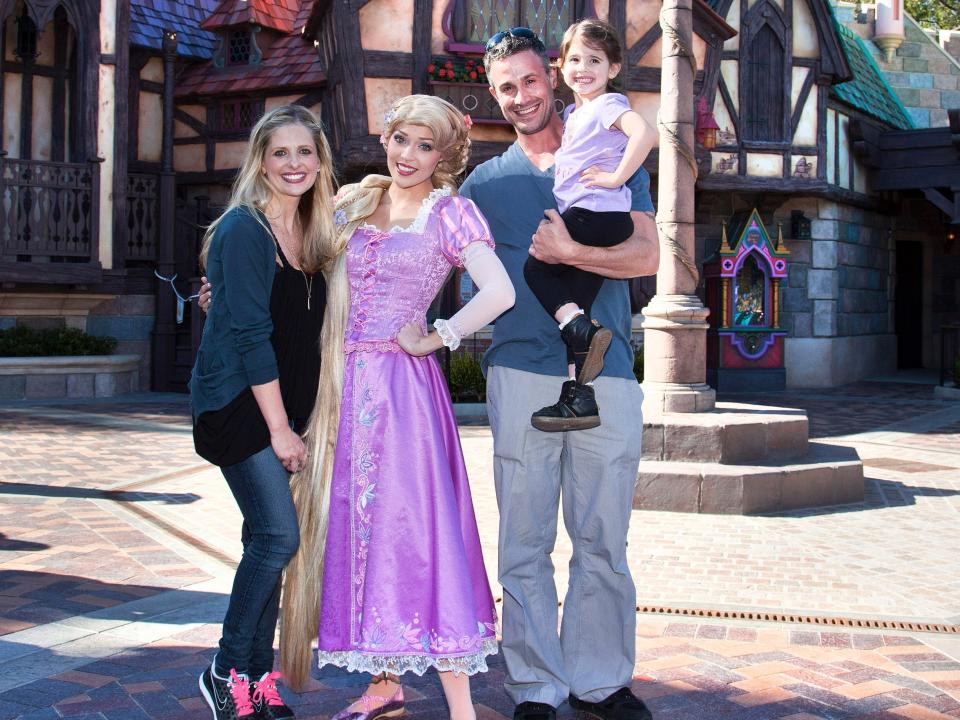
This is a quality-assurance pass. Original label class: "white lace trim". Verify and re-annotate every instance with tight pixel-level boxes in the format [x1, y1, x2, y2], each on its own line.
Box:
[433, 318, 461, 351]
[359, 187, 451, 235]
[316, 637, 498, 677]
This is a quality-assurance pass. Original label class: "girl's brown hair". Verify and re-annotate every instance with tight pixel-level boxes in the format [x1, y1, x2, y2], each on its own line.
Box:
[558, 19, 624, 92]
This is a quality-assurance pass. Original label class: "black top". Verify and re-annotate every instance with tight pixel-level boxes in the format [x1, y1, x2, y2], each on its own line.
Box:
[193, 239, 326, 467]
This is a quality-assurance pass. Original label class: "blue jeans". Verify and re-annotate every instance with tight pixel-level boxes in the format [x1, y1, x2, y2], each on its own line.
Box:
[216, 444, 300, 678]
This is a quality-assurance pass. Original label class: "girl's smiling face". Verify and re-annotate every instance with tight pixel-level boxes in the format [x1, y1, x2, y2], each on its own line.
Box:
[384, 123, 443, 190]
[560, 35, 620, 101]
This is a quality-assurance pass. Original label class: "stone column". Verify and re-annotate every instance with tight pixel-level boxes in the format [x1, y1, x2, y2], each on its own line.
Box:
[641, 0, 716, 414]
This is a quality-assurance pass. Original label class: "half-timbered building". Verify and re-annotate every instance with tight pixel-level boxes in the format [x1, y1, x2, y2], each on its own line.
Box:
[0, 0, 957, 395]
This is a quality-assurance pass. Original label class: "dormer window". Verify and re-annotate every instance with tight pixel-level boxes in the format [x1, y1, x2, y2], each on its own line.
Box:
[228, 30, 252, 65]
[213, 27, 262, 68]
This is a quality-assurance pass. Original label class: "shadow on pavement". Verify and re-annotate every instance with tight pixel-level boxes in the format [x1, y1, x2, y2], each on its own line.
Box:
[0, 534, 48, 552]
[0, 571, 224, 633]
[0, 482, 200, 505]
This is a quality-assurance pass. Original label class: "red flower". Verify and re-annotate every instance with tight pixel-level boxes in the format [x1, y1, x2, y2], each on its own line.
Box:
[438, 68, 446, 78]
[469, 71, 477, 80]
[445, 60, 453, 69]
[478, 66, 485, 74]
[428, 63, 435, 73]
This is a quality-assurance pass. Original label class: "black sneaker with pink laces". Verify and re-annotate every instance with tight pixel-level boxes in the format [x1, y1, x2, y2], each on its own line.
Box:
[251, 671, 296, 719]
[199, 662, 257, 719]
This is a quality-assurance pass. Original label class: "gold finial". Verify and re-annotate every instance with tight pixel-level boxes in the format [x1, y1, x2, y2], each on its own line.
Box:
[776, 222, 789, 254]
[719, 222, 732, 253]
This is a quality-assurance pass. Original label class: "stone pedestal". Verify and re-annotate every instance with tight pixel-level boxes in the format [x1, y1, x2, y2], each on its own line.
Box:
[636, 402, 864, 514]
[642, 294, 716, 413]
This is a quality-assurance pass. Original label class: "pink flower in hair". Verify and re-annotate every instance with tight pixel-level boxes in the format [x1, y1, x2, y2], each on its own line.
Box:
[463, 114, 473, 130]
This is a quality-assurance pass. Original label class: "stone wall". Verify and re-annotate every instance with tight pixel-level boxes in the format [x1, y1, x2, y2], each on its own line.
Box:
[695, 192, 898, 387]
[840, 3, 960, 128]
[87, 295, 155, 390]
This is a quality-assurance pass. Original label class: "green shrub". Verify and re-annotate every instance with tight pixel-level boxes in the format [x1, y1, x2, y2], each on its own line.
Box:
[633, 344, 644, 383]
[0, 326, 118, 357]
[447, 352, 486, 402]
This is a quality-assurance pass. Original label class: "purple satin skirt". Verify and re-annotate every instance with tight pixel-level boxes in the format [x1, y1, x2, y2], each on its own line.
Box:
[317, 348, 497, 676]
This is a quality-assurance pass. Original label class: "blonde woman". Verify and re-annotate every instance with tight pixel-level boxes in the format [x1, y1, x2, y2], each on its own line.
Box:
[190, 104, 336, 720]
[280, 95, 515, 720]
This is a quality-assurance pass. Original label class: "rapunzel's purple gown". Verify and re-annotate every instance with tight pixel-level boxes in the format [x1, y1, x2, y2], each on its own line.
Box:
[317, 189, 498, 676]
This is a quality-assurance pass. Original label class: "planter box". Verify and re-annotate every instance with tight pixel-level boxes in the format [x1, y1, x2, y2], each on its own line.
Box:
[0, 354, 141, 400]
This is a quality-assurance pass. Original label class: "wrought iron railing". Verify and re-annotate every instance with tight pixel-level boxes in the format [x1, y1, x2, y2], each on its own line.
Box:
[0, 157, 99, 262]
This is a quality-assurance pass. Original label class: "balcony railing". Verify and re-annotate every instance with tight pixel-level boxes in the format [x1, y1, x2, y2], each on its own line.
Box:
[0, 157, 99, 264]
[126, 172, 159, 262]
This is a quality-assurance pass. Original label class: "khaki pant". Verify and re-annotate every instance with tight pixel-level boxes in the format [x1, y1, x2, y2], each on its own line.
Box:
[487, 365, 643, 707]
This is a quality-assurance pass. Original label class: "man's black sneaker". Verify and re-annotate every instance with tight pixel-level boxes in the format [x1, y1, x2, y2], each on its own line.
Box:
[531, 380, 601, 432]
[251, 671, 296, 719]
[513, 701, 557, 720]
[199, 663, 256, 719]
[568, 687, 652, 720]
[560, 314, 613, 385]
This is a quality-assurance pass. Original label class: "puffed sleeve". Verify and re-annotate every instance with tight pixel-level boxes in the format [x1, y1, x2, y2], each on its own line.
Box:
[436, 195, 496, 268]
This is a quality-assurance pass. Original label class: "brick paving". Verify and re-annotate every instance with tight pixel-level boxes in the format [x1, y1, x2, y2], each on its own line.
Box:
[1, 379, 959, 719]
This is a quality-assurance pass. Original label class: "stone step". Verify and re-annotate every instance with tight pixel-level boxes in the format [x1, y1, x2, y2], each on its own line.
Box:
[642, 401, 809, 465]
[634, 441, 864, 515]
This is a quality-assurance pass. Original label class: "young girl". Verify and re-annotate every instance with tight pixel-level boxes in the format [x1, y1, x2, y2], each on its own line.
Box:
[523, 19, 656, 432]
[280, 95, 514, 720]
[191, 104, 337, 720]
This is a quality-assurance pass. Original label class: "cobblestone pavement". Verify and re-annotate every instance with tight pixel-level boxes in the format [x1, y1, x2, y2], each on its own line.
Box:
[1, 379, 959, 719]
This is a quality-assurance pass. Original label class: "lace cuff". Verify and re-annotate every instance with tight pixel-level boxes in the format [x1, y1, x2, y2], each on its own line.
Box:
[434, 318, 462, 351]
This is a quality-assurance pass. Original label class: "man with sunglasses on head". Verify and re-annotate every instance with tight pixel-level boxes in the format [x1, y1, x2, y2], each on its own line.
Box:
[458, 26, 659, 720]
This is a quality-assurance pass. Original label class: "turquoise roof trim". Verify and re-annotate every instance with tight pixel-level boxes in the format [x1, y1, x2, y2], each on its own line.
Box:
[831, 24, 914, 129]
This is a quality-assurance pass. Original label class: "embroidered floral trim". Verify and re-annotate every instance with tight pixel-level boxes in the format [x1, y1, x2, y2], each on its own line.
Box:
[350, 355, 380, 641]
[317, 637, 499, 677]
[433, 319, 461, 351]
[345, 340, 402, 354]
[359, 187, 451, 236]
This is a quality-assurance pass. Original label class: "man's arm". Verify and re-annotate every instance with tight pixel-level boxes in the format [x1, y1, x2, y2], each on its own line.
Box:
[529, 208, 659, 278]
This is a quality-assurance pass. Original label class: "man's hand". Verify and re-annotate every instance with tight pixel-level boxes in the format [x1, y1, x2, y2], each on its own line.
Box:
[530, 210, 576, 265]
[198, 276, 212, 313]
[579, 166, 621, 189]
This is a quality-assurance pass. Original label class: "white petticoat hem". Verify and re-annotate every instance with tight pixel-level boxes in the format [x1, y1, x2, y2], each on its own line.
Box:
[316, 637, 499, 676]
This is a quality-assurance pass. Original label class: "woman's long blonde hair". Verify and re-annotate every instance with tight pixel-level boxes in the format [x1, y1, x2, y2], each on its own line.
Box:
[199, 104, 337, 275]
[280, 94, 471, 690]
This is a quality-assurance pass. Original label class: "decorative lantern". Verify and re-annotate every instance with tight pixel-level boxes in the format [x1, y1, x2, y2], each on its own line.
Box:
[705, 209, 790, 391]
[696, 96, 720, 149]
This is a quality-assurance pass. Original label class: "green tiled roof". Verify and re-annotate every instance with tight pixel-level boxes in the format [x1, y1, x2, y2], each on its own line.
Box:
[831, 24, 914, 129]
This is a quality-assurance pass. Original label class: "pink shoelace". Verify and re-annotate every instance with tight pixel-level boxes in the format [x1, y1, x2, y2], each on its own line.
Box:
[252, 671, 285, 707]
[229, 669, 255, 716]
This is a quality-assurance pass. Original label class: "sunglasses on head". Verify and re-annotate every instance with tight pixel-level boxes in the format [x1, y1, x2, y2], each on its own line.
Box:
[485, 26, 543, 51]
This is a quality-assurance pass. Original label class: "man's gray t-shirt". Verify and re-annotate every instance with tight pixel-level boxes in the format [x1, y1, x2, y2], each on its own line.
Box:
[460, 141, 655, 380]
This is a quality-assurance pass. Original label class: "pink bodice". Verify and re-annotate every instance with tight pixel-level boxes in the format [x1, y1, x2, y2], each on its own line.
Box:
[343, 190, 494, 351]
